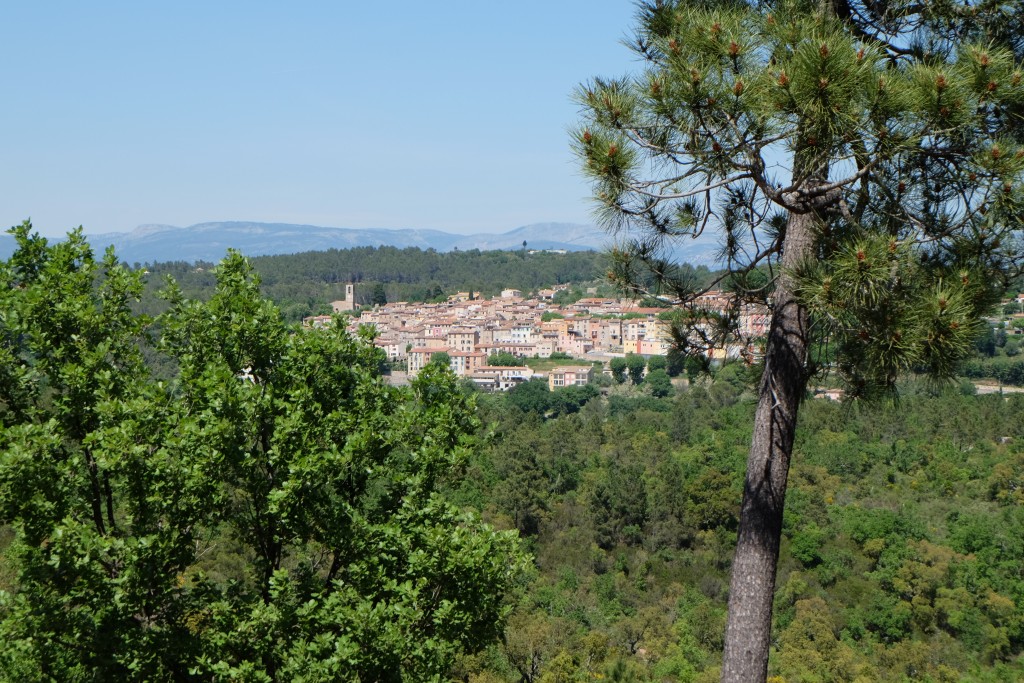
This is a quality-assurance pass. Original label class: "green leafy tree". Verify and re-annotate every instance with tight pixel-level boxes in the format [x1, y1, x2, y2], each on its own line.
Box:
[591, 460, 649, 549]
[646, 354, 668, 373]
[488, 351, 526, 367]
[550, 383, 600, 415]
[507, 377, 553, 414]
[493, 434, 548, 536]
[975, 325, 998, 356]
[685, 355, 709, 384]
[646, 368, 674, 397]
[995, 326, 1009, 348]
[626, 353, 647, 385]
[371, 281, 387, 306]
[575, 1, 1023, 679]
[610, 356, 629, 383]
[665, 348, 685, 377]
[429, 350, 452, 370]
[0, 224, 526, 680]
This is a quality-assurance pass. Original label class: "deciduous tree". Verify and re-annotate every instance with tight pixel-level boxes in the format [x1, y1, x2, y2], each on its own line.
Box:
[610, 356, 629, 383]
[429, 350, 452, 370]
[626, 353, 647, 385]
[0, 223, 526, 680]
[646, 368, 675, 397]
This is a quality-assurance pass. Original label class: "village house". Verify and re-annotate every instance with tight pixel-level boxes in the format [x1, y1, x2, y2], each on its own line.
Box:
[591, 319, 622, 349]
[407, 347, 447, 376]
[547, 366, 595, 390]
[570, 297, 623, 314]
[448, 351, 487, 376]
[475, 342, 537, 359]
[446, 327, 478, 353]
[469, 365, 534, 391]
[413, 334, 448, 351]
[533, 336, 557, 358]
[302, 314, 334, 329]
[374, 338, 407, 362]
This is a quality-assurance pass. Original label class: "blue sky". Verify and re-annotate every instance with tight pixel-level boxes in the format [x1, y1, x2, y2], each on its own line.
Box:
[1, 2, 641, 238]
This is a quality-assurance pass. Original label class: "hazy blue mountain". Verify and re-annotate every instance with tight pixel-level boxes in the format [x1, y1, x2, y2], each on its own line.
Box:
[1, 221, 722, 267]
[75, 221, 601, 264]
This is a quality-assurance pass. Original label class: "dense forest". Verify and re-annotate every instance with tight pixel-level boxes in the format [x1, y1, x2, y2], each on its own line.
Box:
[451, 375, 1024, 682]
[134, 247, 613, 322]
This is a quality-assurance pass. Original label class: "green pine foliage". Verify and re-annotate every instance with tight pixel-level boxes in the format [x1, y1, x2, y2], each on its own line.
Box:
[576, 2, 1024, 676]
[575, 0, 1023, 395]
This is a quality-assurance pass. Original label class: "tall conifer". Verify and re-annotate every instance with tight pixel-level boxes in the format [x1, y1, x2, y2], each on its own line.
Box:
[575, 1, 1023, 679]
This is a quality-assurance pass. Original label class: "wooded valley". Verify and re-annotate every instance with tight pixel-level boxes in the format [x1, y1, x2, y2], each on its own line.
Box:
[2, 226, 1023, 680]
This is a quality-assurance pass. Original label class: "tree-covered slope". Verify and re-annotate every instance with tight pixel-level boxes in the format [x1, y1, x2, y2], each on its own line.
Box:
[135, 246, 612, 321]
[451, 377, 1024, 681]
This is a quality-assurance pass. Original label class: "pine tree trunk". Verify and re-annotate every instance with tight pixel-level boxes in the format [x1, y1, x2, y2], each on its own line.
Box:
[720, 206, 816, 682]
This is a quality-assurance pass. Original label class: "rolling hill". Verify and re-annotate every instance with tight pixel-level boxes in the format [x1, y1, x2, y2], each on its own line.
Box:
[1, 221, 722, 266]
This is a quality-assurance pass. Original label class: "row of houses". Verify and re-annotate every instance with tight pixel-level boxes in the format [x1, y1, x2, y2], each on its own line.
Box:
[404, 346, 594, 392]
[303, 286, 770, 389]
[370, 306, 677, 381]
[307, 287, 769, 390]
[310, 287, 1024, 392]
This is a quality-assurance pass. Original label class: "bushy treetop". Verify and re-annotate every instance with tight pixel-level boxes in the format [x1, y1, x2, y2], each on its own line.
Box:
[0, 221, 527, 680]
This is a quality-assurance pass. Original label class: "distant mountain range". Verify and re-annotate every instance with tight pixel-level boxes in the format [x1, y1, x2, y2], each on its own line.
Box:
[0, 221, 722, 267]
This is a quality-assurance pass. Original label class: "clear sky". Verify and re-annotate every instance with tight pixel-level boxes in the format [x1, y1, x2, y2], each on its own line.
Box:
[1, 2, 642, 238]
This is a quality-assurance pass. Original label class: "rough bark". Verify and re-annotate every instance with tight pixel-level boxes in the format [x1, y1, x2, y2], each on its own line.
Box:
[720, 206, 817, 682]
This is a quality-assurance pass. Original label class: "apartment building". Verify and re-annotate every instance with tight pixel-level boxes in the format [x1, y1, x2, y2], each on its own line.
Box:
[407, 347, 447, 376]
[446, 327, 478, 353]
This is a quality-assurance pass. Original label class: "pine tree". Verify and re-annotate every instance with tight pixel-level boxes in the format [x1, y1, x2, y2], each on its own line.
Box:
[575, 1, 1024, 679]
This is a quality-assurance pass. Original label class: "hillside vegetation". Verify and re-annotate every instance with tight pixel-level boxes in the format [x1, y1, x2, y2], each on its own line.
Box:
[454, 377, 1024, 681]
[135, 246, 612, 321]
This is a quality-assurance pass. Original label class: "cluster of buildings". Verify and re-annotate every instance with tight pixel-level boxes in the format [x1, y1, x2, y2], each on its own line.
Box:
[304, 286, 770, 392]
[300, 286, 1024, 394]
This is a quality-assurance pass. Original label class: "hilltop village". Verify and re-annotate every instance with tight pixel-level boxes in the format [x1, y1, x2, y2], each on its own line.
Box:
[305, 286, 771, 391]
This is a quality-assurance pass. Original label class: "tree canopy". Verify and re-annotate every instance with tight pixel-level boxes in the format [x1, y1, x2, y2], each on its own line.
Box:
[0, 222, 526, 680]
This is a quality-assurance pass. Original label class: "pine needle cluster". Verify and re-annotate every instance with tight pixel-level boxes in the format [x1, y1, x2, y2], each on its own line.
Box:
[574, 0, 1024, 394]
